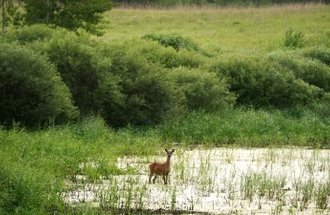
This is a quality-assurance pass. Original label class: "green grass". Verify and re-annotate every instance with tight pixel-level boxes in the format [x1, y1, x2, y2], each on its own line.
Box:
[0, 117, 162, 214]
[102, 4, 330, 52]
[158, 108, 330, 147]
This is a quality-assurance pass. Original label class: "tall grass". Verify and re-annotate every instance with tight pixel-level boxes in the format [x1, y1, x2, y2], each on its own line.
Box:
[0, 117, 161, 214]
[158, 108, 330, 147]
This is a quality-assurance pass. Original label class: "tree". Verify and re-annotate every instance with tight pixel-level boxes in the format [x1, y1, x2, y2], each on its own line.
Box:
[22, 0, 112, 34]
[1, 0, 4, 32]
[1, 0, 22, 32]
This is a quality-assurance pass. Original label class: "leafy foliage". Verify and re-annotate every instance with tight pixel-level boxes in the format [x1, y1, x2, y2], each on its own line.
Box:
[210, 54, 325, 108]
[0, 43, 77, 127]
[302, 46, 330, 66]
[21, 0, 112, 34]
[1, 25, 329, 127]
[167, 67, 235, 111]
[42, 31, 122, 117]
[99, 42, 178, 127]
[129, 39, 205, 68]
[267, 51, 330, 92]
[2, 24, 54, 44]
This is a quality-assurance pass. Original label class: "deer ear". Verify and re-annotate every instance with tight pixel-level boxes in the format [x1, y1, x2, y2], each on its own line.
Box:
[165, 148, 168, 153]
[172, 149, 175, 153]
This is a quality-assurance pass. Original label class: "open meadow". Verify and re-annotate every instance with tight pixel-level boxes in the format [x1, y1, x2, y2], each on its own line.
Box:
[103, 4, 330, 52]
[0, 3, 330, 215]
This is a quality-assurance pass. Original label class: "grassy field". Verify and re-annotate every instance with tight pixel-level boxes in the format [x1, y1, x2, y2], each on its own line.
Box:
[103, 4, 330, 52]
[1, 3, 330, 215]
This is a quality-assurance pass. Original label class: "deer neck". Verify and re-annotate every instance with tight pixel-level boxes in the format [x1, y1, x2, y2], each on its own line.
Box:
[165, 156, 171, 166]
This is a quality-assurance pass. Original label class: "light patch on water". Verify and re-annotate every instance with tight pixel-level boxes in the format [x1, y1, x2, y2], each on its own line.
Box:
[62, 148, 330, 214]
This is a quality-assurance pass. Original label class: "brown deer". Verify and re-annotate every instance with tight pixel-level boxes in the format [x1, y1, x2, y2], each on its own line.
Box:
[149, 149, 175, 185]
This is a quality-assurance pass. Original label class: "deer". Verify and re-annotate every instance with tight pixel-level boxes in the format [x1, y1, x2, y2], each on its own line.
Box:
[149, 148, 175, 185]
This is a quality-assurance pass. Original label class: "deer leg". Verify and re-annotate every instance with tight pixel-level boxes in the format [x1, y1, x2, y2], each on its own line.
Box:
[149, 173, 153, 184]
[166, 173, 170, 185]
[163, 174, 166, 185]
[152, 175, 157, 183]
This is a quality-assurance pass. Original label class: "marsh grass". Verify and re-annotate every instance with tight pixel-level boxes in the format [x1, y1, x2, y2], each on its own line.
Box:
[171, 186, 177, 211]
[300, 179, 314, 210]
[315, 181, 330, 210]
[1, 109, 329, 214]
[158, 108, 330, 147]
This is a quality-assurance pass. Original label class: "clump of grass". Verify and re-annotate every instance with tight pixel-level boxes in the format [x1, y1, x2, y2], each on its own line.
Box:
[241, 172, 286, 203]
[100, 178, 120, 209]
[171, 186, 177, 211]
[241, 172, 257, 202]
[300, 179, 314, 210]
[315, 181, 330, 210]
[135, 183, 147, 210]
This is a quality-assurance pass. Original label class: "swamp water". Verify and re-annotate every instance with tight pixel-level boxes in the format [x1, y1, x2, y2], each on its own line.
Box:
[63, 148, 330, 214]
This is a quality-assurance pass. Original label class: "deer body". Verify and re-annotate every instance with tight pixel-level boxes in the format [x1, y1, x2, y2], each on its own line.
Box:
[149, 149, 175, 185]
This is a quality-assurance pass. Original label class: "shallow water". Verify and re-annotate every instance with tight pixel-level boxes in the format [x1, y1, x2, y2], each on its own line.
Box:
[63, 148, 330, 214]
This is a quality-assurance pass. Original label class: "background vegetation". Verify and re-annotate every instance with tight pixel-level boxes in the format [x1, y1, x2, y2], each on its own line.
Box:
[113, 0, 328, 7]
[0, 2, 329, 214]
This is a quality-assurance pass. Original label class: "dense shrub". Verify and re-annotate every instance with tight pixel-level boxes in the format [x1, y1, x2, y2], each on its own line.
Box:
[22, 0, 112, 34]
[0, 43, 77, 127]
[142, 34, 202, 53]
[1, 24, 55, 44]
[98, 43, 178, 127]
[43, 32, 121, 115]
[167, 67, 235, 111]
[301, 46, 330, 66]
[120, 39, 204, 68]
[210, 55, 323, 108]
[267, 51, 330, 92]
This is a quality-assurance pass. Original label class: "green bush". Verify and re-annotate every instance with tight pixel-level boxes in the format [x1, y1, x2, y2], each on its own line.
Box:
[2, 24, 55, 44]
[135, 39, 205, 68]
[210, 55, 323, 108]
[267, 51, 330, 92]
[283, 28, 305, 49]
[301, 46, 330, 66]
[44, 32, 121, 115]
[98, 43, 178, 127]
[142, 33, 202, 53]
[22, 0, 112, 34]
[0, 43, 77, 127]
[167, 67, 235, 111]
